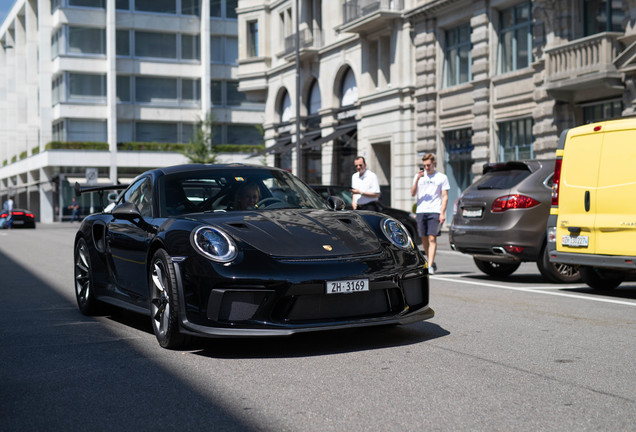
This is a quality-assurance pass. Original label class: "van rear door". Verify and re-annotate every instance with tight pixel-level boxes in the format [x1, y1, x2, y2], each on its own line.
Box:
[556, 123, 604, 254]
[595, 121, 636, 256]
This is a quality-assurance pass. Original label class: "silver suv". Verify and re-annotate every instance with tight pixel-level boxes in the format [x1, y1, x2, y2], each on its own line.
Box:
[449, 160, 579, 282]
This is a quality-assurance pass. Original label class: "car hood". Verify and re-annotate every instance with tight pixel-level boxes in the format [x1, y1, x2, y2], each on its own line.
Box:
[197, 209, 381, 257]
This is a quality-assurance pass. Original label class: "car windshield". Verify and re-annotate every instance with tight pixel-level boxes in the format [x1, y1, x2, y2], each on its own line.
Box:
[474, 169, 531, 190]
[159, 168, 328, 216]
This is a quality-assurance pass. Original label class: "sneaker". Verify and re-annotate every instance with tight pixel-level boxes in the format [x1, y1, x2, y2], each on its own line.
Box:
[428, 263, 436, 275]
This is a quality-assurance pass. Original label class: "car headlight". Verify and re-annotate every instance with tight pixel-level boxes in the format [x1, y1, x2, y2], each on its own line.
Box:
[192, 226, 237, 263]
[381, 218, 413, 250]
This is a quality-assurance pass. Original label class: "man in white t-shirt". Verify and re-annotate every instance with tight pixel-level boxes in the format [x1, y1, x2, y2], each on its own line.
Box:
[351, 156, 381, 211]
[411, 153, 450, 274]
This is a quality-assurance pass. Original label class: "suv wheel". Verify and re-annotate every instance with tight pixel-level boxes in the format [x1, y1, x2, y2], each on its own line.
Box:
[473, 258, 520, 277]
[579, 266, 623, 290]
[537, 245, 580, 283]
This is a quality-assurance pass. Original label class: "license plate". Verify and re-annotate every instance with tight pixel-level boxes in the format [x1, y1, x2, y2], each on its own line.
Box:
[326, 279, 369, 294]
[13, 220, 24, 225]
[561, 235, 589, 248]
[462, 208, 483, 218]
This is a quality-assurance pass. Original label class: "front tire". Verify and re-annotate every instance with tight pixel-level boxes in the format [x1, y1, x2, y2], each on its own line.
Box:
[74, 238, 102, 315]
[149, 249, 190, 349]
[579, 266, 623, 290]
[536, 245, 580, 283]
[473, 258, 520, 277]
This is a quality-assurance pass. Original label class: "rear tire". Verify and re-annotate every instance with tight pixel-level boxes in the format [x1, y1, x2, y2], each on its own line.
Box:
[578, 266, 623, 290]
[537, 245, 580, 283]
[149, 249, 190, 349]
[473, 258, 520, 277]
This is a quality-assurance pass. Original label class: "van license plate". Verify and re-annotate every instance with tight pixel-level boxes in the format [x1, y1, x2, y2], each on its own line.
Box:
[462, 208, 483, 218]
[561, 235, 589, 248]
[326, 279, 369, 294]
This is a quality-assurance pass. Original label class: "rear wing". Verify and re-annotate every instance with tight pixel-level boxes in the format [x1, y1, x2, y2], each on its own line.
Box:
[74, 182, 128, 212]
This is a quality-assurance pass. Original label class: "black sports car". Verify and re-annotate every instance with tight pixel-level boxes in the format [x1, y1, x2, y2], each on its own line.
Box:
[74, 164, 434, 348]
[0, 208, 36, 229]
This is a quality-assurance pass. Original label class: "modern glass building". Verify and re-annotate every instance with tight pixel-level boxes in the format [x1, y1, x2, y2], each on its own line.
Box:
[0, 0, 264, 222]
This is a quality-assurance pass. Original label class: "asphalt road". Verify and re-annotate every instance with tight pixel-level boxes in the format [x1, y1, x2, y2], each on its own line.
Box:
[1, 223, 634, 431]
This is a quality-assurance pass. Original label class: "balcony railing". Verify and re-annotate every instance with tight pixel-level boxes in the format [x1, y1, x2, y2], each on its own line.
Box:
[544, 32, 622, 88]
[343, 0, 404, 25]
[284, 28, 323, 56]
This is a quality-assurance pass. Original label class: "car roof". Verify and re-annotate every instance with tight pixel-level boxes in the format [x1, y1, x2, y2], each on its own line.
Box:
[482, 159, 555, 175]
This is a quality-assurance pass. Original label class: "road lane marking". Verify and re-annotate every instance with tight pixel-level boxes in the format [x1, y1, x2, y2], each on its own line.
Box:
[431, 275, 636, 307]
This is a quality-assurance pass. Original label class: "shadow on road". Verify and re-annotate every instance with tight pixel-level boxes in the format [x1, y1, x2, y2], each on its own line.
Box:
[191, 321, 449, 359]
[0, 248, 258, 432]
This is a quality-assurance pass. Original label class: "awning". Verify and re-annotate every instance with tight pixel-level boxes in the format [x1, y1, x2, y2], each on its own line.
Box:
[251, 136, 292, 157]
[302, 125, 356, 150]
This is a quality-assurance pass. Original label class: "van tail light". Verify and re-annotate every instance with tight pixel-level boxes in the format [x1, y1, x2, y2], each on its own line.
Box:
[491, 194, 540, 212]
[552, 158, 562, 206]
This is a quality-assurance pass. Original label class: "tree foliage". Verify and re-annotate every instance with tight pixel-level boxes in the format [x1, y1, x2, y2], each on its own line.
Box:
[181, 112, 218, 164]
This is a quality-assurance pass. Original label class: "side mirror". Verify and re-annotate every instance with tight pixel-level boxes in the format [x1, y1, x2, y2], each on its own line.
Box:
[327, 196, 346, 211]
[112, 201, 142, 221]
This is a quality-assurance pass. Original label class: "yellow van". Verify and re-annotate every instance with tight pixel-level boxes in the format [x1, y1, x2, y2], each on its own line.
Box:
[547, 118, 636, 289]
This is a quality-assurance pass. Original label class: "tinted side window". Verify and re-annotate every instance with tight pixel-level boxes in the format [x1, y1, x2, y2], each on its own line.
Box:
[122, 177, 153, 217]
[474, 169, 531, 190]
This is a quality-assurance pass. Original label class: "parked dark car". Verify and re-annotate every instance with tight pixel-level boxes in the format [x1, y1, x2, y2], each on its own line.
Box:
[0, 208, 36, 229]
[74, 164, 434, 349]
[449, 160, 579, 282]
[310, 185, 420, 244]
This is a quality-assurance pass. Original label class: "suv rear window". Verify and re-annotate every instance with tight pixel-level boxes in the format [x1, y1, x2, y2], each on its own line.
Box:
[474, 169, 531, 190]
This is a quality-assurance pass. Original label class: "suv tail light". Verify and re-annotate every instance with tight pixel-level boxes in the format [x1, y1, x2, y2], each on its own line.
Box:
[491, 194, 540, 212]
[551, 158, 562, 206]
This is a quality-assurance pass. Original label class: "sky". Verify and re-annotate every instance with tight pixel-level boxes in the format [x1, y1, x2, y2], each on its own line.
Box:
[0, 0, 16, 26]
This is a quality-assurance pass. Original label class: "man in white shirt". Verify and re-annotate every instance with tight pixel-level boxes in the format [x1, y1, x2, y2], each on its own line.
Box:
[6, 195, 14, 229]
[351, 156, 381, 211]
[411, 154, 450, 274]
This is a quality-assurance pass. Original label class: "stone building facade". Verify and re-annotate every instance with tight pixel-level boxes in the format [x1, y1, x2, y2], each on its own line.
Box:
[238, 0, 636, 222]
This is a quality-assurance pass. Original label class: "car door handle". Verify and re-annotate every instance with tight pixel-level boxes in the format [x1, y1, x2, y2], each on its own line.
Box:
[584, 190, 590, 212]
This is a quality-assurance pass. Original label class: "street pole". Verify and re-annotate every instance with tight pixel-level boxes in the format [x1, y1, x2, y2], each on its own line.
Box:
[295, 0, 302, 180]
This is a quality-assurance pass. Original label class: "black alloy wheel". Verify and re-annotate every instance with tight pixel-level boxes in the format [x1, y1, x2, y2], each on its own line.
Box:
[537, 245, 581, 283]
[149, 249, 190, 349]
[74, 238, 102, 315]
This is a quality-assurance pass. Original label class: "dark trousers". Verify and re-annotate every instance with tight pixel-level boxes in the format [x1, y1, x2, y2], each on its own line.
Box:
[357, 201, 381, 211]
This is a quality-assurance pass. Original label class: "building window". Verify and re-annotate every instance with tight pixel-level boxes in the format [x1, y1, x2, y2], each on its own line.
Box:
[68, 119, 107, 142]
[135, 0, 176, 14]
[498, 118, 534, 161]
[211, 0, 237, 19]
[584, 0, 624, 35]
[135, 77, 200, 105]
[51, 28, 63, 59]
[68, 26, 106, 55]
[227, 125, 263, 145]
[445, 23, 471, 87]
[182, 79, 201, 105]
[247, 20, 259, 57]
[583, 100, 623, 123]
[211, 80, 246, 106]
[117, 75, 131, 102]
[116, 30, 130, 56]
[136, 77, 178, 104]
[499, 2, 532, 74]
[181, 34, 200, 60]
[135, 31, 177, 59]
[182, 0, 199, 16]
[210, 36, 238, 63]
[69, 73, 106, 101]
[69, 0, 105, 8]
[116, 0, 129, 10]
[136, 122, 179, 143]
[52, 75, 64, 105]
